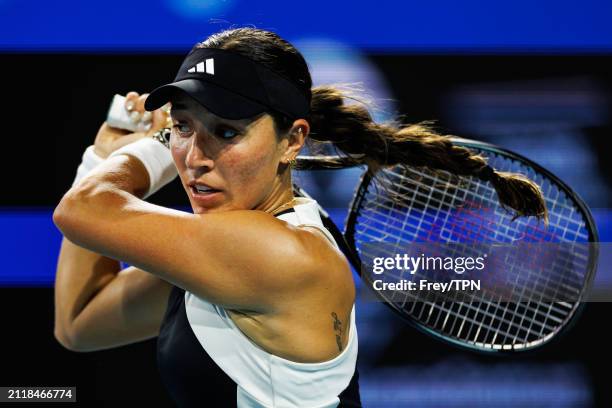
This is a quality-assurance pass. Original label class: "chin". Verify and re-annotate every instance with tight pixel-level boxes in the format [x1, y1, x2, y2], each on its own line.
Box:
[191, 202, 227, 215]
[192, 207, 204, 214]
[191, 205, 211, 215]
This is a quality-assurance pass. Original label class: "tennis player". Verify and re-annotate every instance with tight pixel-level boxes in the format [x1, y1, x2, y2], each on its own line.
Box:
[54, 28, 362, 407]
[54, 27, 546, 407]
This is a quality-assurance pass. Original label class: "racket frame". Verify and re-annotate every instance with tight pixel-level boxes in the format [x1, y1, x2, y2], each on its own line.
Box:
[295, 137, 599, 353]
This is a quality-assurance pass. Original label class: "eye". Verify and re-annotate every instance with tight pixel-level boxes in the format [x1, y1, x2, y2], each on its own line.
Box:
[216, 126, 240, 139]
[172, 122, 192, 135]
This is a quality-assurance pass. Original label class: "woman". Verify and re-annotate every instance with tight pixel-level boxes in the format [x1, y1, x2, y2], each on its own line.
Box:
[54, 28, 546, 407]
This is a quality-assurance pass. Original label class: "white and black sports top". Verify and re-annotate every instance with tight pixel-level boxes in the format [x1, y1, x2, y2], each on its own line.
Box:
[157, 198, 361, 407]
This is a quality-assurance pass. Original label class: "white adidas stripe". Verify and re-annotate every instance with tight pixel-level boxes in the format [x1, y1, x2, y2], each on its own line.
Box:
[187, 58, 215, 75]
[205, 58, 215, 74]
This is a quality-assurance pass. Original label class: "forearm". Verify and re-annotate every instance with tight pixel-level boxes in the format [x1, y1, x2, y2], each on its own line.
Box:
[61, 265, 172, 352]
[55, 237, 173, 352]
[55, 154, 149, 341]
[54, 237, 121, 344]
[54, 95, 176, 348]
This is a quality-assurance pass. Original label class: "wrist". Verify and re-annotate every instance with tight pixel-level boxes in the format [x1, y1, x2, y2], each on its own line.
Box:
[93, 145, 109, 159]
[72, 145, 105, 187]
[107, 137, 177, 199]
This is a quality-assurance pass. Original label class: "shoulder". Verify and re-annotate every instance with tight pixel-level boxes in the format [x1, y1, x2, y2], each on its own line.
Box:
[281, 221, 354, 298]
[194, 209, 323, 280]
[217, 209, 352, 292]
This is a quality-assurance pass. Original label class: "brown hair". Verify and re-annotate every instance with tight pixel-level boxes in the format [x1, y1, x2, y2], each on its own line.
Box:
[197, 28, 547, 221]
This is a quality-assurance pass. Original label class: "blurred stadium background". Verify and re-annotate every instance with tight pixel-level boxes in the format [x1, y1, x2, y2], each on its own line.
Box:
[1, 1, 611, 406]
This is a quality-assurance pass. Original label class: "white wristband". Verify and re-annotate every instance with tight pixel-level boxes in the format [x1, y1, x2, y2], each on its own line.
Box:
[108, 138, 177, 199]
[72, 145, 105, 187]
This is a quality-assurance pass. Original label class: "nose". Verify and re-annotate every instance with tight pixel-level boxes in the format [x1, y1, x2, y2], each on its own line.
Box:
[184, 135, 214, 171]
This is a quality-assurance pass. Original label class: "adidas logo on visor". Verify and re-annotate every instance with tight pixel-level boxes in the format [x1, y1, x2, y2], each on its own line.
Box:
[187, 58, 215, 75]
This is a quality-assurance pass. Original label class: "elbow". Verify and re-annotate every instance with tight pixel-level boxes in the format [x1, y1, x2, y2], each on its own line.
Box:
[54, 327, 77, 351]
[53, 190, 78, 234]
[54, 324, 94, 353]
[54, 325, 82, 352]
[53, 183, 119, 237]
[52, 204, 67, 232]
[53, 186, 98, 242]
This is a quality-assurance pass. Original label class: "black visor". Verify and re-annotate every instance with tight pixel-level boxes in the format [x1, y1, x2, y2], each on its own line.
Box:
[145, 48, 311, 120]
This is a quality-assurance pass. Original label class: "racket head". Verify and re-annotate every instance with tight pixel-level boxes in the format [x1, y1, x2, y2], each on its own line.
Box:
[331, 138, 598, 352]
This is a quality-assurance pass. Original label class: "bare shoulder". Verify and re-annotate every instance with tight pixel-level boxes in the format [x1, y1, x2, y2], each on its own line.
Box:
[283, 222, 354, 295]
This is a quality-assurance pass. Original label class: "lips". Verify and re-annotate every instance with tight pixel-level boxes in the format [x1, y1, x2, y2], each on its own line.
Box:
[187, 181, 222, 208]
[193, 185, 216, 193]
[188, 181, 220, 193]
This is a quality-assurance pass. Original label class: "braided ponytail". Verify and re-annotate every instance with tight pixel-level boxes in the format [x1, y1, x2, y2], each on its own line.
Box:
[194, 27, 546, 222]
[306, 85, 548, 222]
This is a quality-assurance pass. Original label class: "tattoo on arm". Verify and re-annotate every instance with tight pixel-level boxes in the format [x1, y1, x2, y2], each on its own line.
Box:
[331, 312, 343, 352]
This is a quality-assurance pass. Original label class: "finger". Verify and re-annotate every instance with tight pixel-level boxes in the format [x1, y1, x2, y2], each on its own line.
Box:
[135, 94, 148, 113]
[141, 110, 152, 124]
[160, 102, 171, 114]
[129, 110, 142, 123]
[129, 93, 149, 124]
[150, 108, 170, 134]
[125, 92, 140, 112]
[137, 110, 167, 137]
[142, 110, 167, 137]
[136, 120, 152, 133]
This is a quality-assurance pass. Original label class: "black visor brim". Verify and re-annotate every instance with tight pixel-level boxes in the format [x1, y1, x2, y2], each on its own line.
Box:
[144, 79, 269, 120]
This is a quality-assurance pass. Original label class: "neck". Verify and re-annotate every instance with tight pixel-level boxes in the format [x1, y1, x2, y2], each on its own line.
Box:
[254, 170, 295, 214]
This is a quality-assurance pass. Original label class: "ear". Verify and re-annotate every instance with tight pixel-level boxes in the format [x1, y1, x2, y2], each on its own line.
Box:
[281, 119, 310, 164]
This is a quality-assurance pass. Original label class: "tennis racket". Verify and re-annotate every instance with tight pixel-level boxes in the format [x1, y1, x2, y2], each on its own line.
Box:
[294, 137, 599, 353]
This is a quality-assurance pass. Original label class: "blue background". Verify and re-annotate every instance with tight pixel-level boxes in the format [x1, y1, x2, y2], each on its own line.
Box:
[1, 0, 612, 52]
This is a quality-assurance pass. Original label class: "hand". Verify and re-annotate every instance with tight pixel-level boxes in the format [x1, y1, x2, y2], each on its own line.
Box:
[93, 92, 170, 159]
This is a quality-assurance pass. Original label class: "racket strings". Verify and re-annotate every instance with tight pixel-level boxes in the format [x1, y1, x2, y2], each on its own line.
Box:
[357, 184, 585, 302]
[375, 164, 587, 241]
[353, 149, 591, 350]
[365, 228, 586, 303]
[356, 215, 580, 346]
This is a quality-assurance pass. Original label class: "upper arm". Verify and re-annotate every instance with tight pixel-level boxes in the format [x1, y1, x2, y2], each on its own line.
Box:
[61, 266, 173, 352]
[54, 185, 316, 312]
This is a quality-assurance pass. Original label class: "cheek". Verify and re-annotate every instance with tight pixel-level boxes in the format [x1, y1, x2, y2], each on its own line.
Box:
[170, 139, 192, 193]
[170, 137, 189, 169]
[171, 134, 188, 155]
[223, 142, 279, 194]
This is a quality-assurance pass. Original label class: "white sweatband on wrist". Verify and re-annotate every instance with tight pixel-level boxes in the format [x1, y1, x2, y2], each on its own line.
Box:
[108, 138, 177, 199]
[72, 145, 105, 187]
